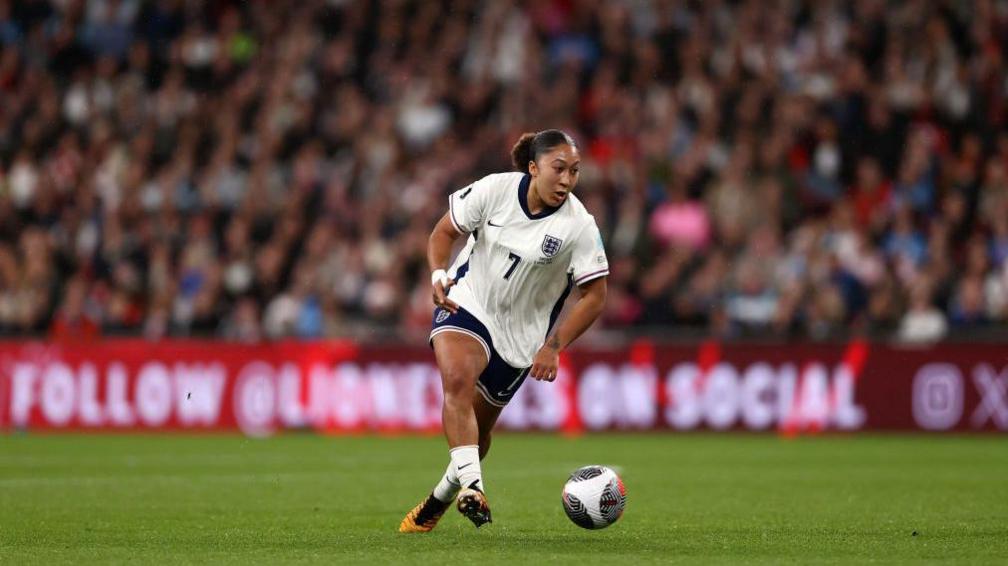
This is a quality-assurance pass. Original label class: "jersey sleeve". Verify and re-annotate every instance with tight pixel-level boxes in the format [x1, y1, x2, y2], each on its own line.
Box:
[570, 221, 609, 286]
[447, 176, 494, 234]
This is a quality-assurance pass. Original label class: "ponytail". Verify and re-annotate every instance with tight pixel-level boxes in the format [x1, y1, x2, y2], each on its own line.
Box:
[511, 133, 537, 174]
[510, 129, 577, 174]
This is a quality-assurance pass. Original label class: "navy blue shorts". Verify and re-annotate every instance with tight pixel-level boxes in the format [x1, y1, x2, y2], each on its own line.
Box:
[429, 306, 530, 407]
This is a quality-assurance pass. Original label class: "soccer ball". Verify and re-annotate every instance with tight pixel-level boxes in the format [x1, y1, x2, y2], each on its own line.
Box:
[561, 465, 626, 529]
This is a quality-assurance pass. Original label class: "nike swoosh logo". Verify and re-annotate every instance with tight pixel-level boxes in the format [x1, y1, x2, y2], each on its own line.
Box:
[458, 463, 473, 470]
[487, 220, 503, 227]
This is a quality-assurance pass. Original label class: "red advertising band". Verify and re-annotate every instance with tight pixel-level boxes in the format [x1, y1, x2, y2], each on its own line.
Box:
[0, 340, 1005, 435]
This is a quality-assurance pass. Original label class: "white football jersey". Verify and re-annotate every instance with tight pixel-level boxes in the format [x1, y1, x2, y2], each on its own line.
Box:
[444, 172, 609, 368]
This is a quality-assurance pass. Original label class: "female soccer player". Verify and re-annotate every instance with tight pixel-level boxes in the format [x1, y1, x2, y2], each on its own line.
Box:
[399, 130, 609, 532]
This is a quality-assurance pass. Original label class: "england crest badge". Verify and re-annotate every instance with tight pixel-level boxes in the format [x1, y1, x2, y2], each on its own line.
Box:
[541, 234, 563, 257]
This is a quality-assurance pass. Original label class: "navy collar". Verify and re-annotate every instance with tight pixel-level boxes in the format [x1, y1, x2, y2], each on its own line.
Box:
[518, 174, 562, 219]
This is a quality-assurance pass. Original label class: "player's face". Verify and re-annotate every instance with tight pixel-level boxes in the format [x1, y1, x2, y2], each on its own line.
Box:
[530, 144, 580, 207]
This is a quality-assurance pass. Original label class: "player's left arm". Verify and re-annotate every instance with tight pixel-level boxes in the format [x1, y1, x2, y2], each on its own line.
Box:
[530, 276, 607, 382]
[530, 221, 609, 382]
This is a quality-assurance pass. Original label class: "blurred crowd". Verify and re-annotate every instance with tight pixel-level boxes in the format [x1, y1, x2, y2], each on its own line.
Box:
[1, 0, 1007, 343]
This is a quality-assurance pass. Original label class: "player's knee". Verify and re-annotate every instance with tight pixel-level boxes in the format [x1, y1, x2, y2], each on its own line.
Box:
[441, 368, 475, 404]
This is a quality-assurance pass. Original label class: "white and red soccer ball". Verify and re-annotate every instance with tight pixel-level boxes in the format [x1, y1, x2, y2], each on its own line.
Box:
[561, 465, 627, 529]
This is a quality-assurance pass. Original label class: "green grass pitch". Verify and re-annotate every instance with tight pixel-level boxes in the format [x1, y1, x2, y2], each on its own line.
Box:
[1, 433, 1005, 564]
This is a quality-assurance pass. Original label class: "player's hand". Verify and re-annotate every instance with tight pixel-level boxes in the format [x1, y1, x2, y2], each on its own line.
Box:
[432, 279, 459, 313]
[530, 345, 559, 382]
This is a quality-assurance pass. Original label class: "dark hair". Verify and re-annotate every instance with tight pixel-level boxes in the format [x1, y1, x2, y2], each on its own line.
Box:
[511, 129, 578, 174]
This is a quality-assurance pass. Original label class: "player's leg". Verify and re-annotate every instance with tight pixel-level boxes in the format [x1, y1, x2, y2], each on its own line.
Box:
[472, 360, 527, 460]
[433, 331, 488, 449]
[452, 391, 502, 529]
[474, 392, 503, 460]
[427, 393, 501, 505]
[400, 330, 488, 532]
[433, 331, 495, 527]
[454, 357, 525, 528]
[409, 393, 501, 529]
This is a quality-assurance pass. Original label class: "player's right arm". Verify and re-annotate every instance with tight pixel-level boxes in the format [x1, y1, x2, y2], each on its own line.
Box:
[428, 212, 462, 313]
[428, 177, 495, 313]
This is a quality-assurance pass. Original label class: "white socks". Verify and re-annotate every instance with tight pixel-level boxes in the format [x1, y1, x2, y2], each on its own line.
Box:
[431, 445, 484, 503]
[449, 444, 483, 493]
[432, 460, 460, 502]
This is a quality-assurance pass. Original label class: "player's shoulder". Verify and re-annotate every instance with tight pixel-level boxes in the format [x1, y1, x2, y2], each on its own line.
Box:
[476, 171, 525, 190]
[561, 192, 597, 225]
[463, 172, 523, 206]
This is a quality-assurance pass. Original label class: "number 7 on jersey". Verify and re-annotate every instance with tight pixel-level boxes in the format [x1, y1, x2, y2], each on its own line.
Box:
[503, 252, 521, 280]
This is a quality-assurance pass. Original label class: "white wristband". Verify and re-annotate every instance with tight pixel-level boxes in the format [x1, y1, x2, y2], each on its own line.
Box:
[431, 269, 449, 287]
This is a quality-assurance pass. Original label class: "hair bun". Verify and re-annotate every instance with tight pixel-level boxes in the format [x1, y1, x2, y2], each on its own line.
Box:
[511, 132, 537, 174]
